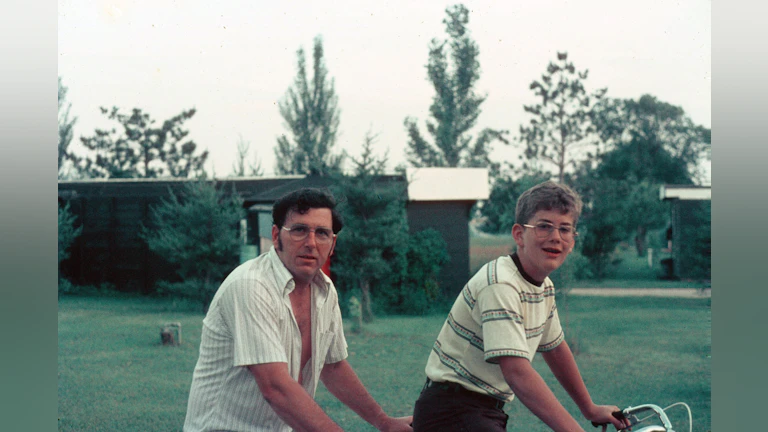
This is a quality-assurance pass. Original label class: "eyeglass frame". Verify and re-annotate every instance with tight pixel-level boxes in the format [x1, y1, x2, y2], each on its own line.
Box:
[281, 224, 337, 244]
[522, 222, 579, 241]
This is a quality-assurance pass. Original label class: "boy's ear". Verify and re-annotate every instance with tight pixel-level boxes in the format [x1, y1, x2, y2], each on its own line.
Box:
[511, 224, 525, 248]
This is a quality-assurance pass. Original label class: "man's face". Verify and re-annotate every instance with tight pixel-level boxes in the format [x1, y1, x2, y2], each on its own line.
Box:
[512, 209, 576, 282]
[272, 207, 336, 285]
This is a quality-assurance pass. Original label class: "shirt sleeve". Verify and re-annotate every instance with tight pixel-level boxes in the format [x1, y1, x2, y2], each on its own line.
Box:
[476, 284, 530, 363]
[537, 303, 564, 352]
[220, 280, 289, 367]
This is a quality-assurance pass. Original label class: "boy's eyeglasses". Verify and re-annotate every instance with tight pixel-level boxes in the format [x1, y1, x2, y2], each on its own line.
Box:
[523, 223, 578, 241]
[282, 224, 336, 244]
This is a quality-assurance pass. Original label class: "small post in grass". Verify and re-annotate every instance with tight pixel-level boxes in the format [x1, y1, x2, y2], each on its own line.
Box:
[161, 322, 182, 346]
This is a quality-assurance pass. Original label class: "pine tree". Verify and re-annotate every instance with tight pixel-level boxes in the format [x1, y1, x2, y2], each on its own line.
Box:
[79, 107, 208, 178]
[58, 77, 79, 179]
[140, 180, 244, 311]
[332, 132, 407, 322]
[519, 52, 606, 183]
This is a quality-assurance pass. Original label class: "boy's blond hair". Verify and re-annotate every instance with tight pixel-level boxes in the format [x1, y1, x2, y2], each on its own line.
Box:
[515, 181, 583, 226]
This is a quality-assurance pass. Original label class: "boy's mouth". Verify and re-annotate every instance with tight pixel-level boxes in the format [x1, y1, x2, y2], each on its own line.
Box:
[542, 247, 561, 256]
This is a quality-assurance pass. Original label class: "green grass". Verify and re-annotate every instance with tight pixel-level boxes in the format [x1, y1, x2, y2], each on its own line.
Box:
[58, 295, 710, 431]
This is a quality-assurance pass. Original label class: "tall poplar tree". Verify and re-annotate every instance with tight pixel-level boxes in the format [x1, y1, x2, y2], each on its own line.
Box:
[275, 36, 344, 176]
[404, 4, 508, 172]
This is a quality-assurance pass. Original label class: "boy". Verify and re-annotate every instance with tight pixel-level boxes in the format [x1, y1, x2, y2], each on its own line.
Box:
[412, 181, 629, 431]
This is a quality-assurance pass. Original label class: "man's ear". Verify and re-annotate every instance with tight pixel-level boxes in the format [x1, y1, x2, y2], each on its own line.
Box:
[328, 235, 337, 257]
[272, 225, 280, 248]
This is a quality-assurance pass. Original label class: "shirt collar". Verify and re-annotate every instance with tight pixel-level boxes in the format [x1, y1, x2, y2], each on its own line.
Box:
[267, 246, 331, 299]
[510, 252, 545, 287]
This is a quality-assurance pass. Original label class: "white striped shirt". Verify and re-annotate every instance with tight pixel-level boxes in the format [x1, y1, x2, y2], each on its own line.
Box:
[425, 254, 563, 402]
[184, 247, 348, 432]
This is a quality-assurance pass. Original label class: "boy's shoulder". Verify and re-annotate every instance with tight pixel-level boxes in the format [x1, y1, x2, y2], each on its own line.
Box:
[471, 254, 553, 294]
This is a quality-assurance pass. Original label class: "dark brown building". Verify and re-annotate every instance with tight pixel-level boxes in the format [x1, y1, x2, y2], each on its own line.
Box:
[58, 168, 489, 298]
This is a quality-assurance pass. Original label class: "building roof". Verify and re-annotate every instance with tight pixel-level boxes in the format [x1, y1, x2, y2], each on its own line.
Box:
[659, 184, 712, 201]
[405, 167, 489, 201]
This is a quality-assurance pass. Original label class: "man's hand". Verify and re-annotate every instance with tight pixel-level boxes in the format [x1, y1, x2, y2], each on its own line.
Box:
[375, 415, 413, 432]
[584, 404, 631, 430]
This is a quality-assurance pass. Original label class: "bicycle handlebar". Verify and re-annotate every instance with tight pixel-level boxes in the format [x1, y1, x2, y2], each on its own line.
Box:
[592, 403, 678, 432]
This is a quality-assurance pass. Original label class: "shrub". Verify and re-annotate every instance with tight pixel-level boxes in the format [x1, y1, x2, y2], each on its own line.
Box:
[140, 180, 244, 312]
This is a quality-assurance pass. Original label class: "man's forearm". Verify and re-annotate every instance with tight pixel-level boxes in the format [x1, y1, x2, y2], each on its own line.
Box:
[248, 364, 342, 432]
[320, 360, 390, 429]
[499, 356, 585, 432]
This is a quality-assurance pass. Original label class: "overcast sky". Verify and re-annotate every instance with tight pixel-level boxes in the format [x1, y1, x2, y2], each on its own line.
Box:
[58, 0, 711, 180]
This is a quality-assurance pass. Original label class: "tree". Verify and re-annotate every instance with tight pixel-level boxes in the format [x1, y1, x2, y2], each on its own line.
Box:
[58, 77, 78, 179]
[587, 94, 711, 256]
[275, 36, 344, 176]
[519, 52, 606, 183]
[478, 170, 551, 234]
[78, 107, 208, 179]
[573, 94, 711, 274]
[331, 132, 408, 322]
[58, 201, 82, 272]
[140, 180, 244, 311]
[404, 4, 508, 173]
[231, 134, 263, 177]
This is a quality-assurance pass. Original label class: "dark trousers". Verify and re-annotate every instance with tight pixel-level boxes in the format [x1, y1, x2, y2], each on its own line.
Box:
[412, 379, 509, 432]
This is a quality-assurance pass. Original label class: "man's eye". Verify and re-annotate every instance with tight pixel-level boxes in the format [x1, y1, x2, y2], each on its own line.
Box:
[292, 225, 309, 234]
[316, 229, 332, 238]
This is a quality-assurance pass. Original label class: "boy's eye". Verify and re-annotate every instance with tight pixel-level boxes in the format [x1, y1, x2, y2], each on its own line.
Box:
[536, 223, 555, 231]
[558, 227, 573, 234]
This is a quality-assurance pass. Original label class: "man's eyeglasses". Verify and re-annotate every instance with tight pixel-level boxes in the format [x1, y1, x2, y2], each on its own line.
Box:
[522, 222, 578, 241]
[282, 224, 336, 244]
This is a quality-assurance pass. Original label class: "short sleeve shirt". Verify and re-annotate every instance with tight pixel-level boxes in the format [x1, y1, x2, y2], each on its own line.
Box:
[184, 247, 348, 432]
[424, 254, 563, 402]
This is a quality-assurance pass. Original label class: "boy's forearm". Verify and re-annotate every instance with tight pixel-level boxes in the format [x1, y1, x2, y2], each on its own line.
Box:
[541, 342, 596, 416]
[498, 356, 585, 432]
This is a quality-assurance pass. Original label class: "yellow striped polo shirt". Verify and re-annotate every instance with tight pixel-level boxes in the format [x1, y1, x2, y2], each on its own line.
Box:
[424, 253, 563, 402]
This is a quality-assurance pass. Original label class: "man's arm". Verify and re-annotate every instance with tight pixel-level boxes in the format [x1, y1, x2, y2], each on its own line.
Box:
[248, 362, 343, 432]
[320, 359, 413, 432]
[541, 341, 628, 430]
[498, 355, 586, 431]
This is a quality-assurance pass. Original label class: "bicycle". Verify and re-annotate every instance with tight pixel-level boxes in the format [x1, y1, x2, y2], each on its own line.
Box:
[591, 402, 693, 432]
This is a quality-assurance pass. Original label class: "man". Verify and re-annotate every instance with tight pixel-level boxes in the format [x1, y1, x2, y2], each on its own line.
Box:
[184, 188, 412, 431]
[412, 181, 630, 431]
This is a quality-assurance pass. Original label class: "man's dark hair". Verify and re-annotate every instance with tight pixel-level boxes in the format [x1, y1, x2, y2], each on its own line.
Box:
[272, 188, 344, 233]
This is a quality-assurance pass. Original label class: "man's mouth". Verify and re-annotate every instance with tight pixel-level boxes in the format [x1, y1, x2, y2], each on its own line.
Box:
[298, 255, 317, 261]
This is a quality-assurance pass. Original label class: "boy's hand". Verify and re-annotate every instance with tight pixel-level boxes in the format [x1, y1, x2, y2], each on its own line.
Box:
[585, 404, 631, 430]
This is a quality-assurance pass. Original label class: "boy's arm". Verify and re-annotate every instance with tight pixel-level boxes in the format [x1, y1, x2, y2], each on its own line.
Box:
[540, 341, 628, 430]
[498, 356, 586, 431]
[320, 359, 413, 432]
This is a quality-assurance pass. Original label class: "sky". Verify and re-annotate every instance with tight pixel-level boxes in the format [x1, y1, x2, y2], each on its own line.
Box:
[58, 0, 711, 181]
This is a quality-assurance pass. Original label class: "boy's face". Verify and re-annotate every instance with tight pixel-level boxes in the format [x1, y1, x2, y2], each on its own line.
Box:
[512, 209, 576, 282]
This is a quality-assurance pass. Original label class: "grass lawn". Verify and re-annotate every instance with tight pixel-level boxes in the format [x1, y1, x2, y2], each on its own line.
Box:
[58, 295, 710, 431]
